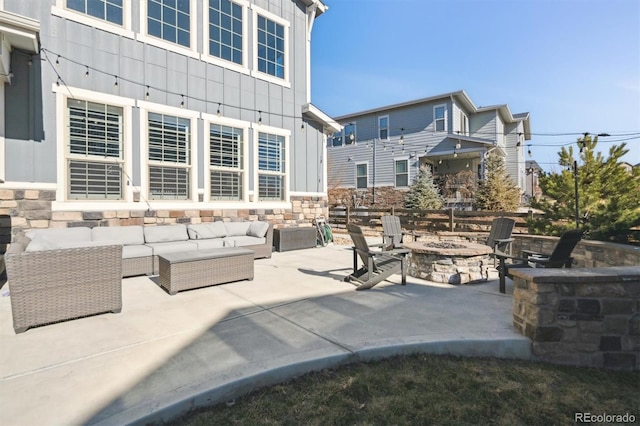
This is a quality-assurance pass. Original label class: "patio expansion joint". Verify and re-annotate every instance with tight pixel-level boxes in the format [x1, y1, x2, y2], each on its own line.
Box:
[219, 287, 358, 355]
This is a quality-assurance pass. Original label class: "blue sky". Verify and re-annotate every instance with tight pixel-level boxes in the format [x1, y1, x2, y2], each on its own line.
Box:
[310, 0, 640, 171]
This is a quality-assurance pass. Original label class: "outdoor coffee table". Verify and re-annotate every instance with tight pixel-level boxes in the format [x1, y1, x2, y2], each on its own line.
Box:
[158, 247, 254, 295]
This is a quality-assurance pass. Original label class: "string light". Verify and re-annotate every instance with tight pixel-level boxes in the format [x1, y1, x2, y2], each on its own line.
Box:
[84, 66, 89, 77]
[217, 103, 221, 117]
[453, 150, 458, 158]
[56, 55, 60, 66]
[113, 75, 118, 87]
[258, 110, 262, 125]
[301, 122, 305, 132]
[399, 128, 404, 144]
[56, 77, 60, 86]
[145, 85, 150, 100]
[180, 94, 184, 108]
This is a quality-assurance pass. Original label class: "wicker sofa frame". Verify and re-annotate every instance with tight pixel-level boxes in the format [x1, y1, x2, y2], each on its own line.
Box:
[5, 244, 123, 333]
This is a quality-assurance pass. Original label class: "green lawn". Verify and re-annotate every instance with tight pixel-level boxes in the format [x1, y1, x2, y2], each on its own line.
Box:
[167, 354, 640, 425]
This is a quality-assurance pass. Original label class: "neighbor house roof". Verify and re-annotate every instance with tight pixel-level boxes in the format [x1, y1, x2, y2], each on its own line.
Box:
[334, 90, 531, 140]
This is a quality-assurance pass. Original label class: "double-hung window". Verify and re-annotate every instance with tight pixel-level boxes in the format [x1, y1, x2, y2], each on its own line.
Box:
[67, 99, 124, 200]
[356, 163, 368, 189]
[459, 111, 468, 135]
[434, 104, 447, 132]
[395, 159, 409, 187]
[208, 0, 243, 65]
[258, 132, 285, 201]
[66, 0, 123, 24]
[148, 0, 191, 47]
[148, 112, 191, 199]
[256, 14, 285, 79]
[209, 124, 244, 200]
[378, 116, 388, 140]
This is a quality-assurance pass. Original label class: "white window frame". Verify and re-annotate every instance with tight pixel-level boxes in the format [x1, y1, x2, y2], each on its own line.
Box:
[52, 0, 134, 39]
[138, 100, 199, 202]
[251, 4, 291, 88]
[344, 122, 356, 145]
[394, 157, 410, 188]
[459, 111, 468, 136]
[252, 123, 290, 204]
[52, 85, 135, 207]
[202, 113, 250, 204]
[138, 0, 199, 59]
[202, 0, 250, 75]
[434, 104, 447, 133]
[378, 115, 389, 140]
[355, 162, 368, 189]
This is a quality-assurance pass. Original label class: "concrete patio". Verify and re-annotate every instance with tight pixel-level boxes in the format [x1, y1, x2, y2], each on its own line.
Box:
[0, 240, 530, 425]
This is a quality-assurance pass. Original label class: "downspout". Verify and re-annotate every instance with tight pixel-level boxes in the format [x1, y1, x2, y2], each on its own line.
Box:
[372, 136, 376, 205]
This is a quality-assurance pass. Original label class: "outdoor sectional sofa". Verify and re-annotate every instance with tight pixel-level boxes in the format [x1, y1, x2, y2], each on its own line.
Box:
[4, 221, 272, 333]
[10, 221, 273, 278]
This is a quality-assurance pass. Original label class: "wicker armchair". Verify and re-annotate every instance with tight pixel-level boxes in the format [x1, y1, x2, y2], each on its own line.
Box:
[5, 240, 123, 333]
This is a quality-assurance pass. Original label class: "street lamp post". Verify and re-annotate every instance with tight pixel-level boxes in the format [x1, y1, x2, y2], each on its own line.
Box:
[573, 160, 579, 228]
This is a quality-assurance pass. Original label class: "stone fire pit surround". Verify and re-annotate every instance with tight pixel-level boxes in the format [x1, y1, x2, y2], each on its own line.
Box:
[403, 241, 493, 285]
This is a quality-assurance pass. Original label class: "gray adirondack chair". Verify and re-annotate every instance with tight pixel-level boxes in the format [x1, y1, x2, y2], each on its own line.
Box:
[382, 215, 409, 249]
[486, 217, 516, 264]
[495, 228, 584, 293]
[345, 223, 410, 290]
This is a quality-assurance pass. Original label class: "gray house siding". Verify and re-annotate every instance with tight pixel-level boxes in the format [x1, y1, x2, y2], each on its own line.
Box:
[469, 110, 497, 140]
[3, 0, 325, 196]
[327, 91, 531, 208]
[1, 0, 334, 235]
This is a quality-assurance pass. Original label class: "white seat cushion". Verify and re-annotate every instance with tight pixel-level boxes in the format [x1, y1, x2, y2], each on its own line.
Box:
[145, 241, 198, 255]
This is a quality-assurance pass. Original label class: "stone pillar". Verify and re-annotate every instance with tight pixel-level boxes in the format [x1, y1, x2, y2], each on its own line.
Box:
[511, 266, 640, 371]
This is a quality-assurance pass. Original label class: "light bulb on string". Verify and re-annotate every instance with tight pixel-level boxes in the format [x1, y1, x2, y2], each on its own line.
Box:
[114, 75, 118, 87]
[217, 103, 221, 117]
[85, 66, 89, 77]
[145, 86, 150, 100]
[180, 94, 184, 108]
[258, 111, 262, 125]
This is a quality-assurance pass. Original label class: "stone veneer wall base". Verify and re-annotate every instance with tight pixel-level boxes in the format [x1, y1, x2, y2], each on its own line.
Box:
[0, 188, 328, 242]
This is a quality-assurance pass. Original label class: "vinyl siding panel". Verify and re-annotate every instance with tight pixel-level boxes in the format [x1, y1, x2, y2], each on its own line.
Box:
[3, 0, 325, 199]
[328, 101, 454, 188]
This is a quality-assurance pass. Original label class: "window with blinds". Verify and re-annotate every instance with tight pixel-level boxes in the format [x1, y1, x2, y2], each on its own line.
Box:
[67, 99, 123, 200]
[148, 112, 191, 200]
[258, 132, 285, 201]
[209, 124, 243, 200]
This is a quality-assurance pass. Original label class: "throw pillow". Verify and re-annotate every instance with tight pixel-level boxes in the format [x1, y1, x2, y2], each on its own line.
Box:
[247, 221, 270, 238]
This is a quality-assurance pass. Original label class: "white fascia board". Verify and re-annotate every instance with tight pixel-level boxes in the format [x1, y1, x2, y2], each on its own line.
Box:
[0, 10, 40, 52]
[299, 0, 328, 16]
[302, 103, 342, 134]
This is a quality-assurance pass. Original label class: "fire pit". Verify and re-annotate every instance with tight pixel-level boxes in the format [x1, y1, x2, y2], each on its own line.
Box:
[402, 241, 492, 284]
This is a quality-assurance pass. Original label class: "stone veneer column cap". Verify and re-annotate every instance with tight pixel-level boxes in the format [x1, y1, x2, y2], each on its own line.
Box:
[510, 266, 640, 283]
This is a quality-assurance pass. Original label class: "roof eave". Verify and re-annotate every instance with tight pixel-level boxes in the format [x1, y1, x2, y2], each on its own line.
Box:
[302, 103, 342, 134]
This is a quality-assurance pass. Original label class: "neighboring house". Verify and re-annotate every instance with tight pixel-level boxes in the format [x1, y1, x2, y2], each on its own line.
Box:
[525, 159, 542, 202]
[620, 162, 636, 174]
[0, 0, 339, 238]
[327, 90, 531, 208]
